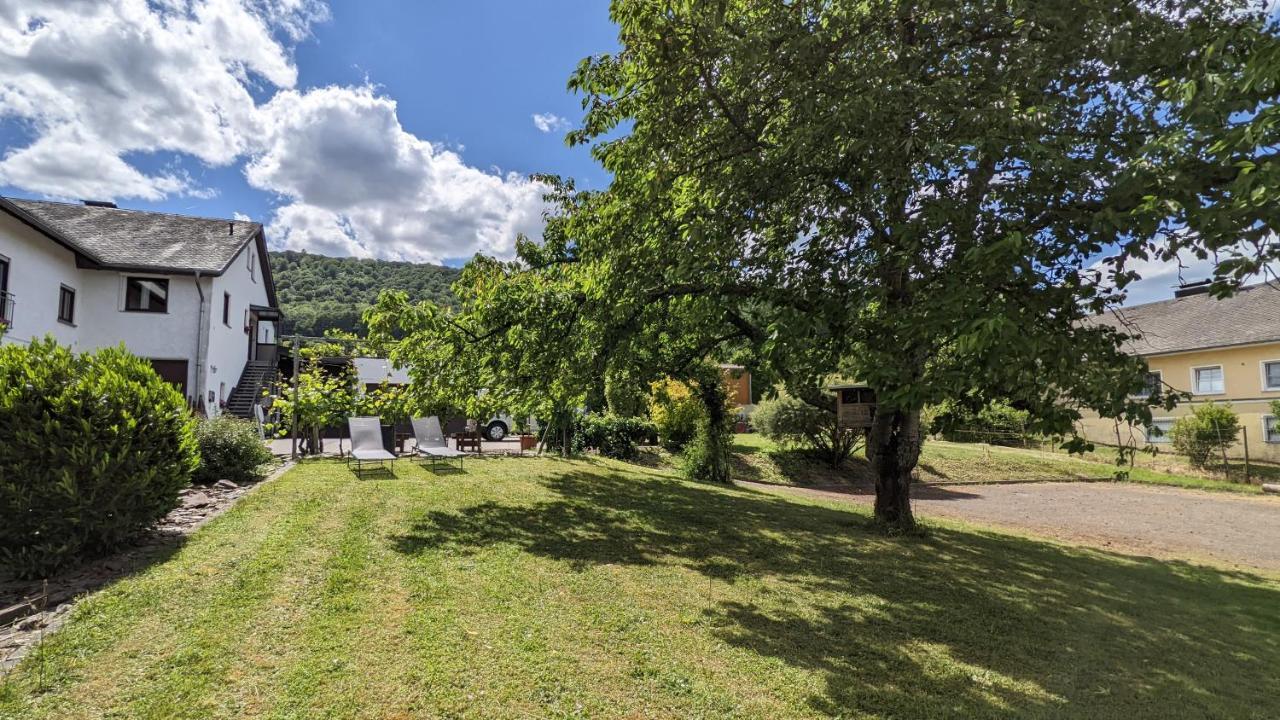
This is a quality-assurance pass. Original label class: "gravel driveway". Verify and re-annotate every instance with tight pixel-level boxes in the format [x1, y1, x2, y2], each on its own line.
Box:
[741, 479, 1280, 573]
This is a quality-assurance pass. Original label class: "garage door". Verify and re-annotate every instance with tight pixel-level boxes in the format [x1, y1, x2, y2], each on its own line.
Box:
[147, 359, 189, 395]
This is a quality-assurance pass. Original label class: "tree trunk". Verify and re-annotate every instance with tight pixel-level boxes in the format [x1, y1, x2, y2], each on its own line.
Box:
[867, 406, 922, 530]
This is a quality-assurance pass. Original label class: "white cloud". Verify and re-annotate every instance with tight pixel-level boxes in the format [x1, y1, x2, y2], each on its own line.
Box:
[249, 86, 550, 263]
[1091, 241, 1280, 306]
[0, 0, 326, 199]
[0, 0, 549, 262]
[531, 112, 569, 134]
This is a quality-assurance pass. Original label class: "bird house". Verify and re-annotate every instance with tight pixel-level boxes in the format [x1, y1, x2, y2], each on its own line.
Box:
[829, 383, 877, 429]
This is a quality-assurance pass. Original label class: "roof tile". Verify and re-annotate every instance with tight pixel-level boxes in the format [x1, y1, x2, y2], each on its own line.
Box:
[1092, 283, 1280, 355]
[4, 197, 259, 275]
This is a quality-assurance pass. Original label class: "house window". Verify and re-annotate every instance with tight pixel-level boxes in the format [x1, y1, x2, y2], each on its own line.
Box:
[1133, 371, 1162, 399]
[57, 285, 75, 324]
[125, 277, 169, 313]
[1263, 361, 1280, 392]
[1265, 416, 1280, 444]
[1146, 418, 1175, 444]
[222, 292, 231, 326]
[0, 255, 10, 324]
[1192, 366, 1224, 395]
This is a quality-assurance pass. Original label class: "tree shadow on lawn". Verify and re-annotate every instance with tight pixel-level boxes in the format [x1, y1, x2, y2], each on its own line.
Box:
[391, 470, 1280, 718]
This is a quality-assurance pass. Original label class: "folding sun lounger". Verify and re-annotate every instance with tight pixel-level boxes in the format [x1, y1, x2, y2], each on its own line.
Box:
[411, 416, 467, 471]
[347, 416, 396, 477]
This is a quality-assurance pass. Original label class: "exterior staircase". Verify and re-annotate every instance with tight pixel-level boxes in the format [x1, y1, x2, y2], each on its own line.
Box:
[225, 360, 277, 419]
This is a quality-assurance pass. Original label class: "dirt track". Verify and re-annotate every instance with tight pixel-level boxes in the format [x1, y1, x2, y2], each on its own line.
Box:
[740, 479, 1280, 573]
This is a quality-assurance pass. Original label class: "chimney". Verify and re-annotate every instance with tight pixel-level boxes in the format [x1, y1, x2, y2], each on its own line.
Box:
[228, 221, 234, 236]
[82, 200, 117, 208]
[1174, 280, 1212, 298]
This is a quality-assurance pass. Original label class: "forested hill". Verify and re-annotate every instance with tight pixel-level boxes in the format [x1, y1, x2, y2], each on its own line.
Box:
[269, 250, 461, 337]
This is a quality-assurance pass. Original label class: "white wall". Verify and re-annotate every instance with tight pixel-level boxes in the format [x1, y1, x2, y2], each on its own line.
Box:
[206, 241, 271, 414]
[0, 213, 274, 412]
[76, 271, 208, 394]
[0, 213, 83, 347]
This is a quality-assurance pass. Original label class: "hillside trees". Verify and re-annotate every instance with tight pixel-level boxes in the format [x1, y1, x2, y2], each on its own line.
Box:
[270, 251, 460, 336]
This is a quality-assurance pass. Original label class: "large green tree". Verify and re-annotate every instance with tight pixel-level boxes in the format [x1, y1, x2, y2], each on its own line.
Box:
[552, 0, 1280, 528]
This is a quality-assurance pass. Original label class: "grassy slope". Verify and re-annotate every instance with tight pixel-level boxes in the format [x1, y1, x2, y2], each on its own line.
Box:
[733, 434, 1266, 494]
[2, 458, 1277, 719]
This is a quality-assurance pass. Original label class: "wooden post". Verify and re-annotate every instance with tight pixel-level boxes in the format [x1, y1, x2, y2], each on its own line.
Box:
[1242, 426, 1251, 485]
[290, 334, 300, 460]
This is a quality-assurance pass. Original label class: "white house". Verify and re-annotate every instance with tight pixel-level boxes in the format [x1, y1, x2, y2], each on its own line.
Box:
[0, 197, 281, 417]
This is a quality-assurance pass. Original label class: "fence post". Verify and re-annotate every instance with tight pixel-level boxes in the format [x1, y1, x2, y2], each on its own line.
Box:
[290, 335, 300, 460]
[1243, 426, 1251, 484]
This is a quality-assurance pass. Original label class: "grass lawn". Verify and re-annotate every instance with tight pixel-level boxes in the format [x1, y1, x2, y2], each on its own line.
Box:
[733, 433, 1268, 494]
[2, 456, 1278, 719]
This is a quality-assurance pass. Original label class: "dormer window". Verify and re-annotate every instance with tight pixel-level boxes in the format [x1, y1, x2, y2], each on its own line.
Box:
[125, 277, 169, 313]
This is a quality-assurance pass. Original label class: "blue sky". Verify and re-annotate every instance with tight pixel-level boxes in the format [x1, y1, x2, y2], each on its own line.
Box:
[0, 1, 1262, 303]
[0, 0, 617, 266]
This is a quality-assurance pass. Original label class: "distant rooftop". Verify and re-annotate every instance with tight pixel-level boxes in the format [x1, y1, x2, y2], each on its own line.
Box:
[1091, 282, 1280, 355]
[1, 197, 261, 275]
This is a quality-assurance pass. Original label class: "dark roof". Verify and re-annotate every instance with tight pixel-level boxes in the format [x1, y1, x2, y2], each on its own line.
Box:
[0, 197, 260, 275]
[1091, 282, 1280, 355]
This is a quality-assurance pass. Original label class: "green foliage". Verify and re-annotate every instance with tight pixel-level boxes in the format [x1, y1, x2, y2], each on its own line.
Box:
[270, 250, 460, 336]
[267, 362, 355, 454]
[354, 382, 412, 424]
[193, 416, 273, 485]
[679, 364, 735, 484]
[648, 378, 702, 450]
[551, 0, 1280, 524]
[575, 413, 657, 460]
[927, 399, 1031, 447]
[752, 392, 863, 468]
[0, 338, 198, 577]
[1168, 403, 1241, 468]
[604, 370, 649, 417]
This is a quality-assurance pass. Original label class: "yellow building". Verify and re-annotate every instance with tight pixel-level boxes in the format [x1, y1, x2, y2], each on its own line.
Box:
[1079, 282, 1280, 461]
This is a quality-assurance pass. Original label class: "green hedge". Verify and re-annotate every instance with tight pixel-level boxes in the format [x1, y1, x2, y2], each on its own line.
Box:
[1169, 402, 1240, 468]
[0, 338, 199, 577]
[576, 413, 657, 460]
[193, 416, 273, 485]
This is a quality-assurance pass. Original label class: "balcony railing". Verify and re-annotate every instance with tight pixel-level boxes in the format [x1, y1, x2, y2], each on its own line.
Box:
[0, 291, 14, 327]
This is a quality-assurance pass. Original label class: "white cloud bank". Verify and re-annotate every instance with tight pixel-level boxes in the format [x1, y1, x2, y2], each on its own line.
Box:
[531, 112, 569, 133]
[1091, 242, 1280, 307]
[0, 0, 549, 262]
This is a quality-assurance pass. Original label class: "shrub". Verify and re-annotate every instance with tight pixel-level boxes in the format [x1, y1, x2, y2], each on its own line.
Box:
[0, 338, 199, 577]
[679, 371, 735, 483]
[193, 415, 273, 485]
[576, 413, 657, 460]
[1168, 402, 1240, 468]
[928, 399, 1030, 446]
[752, 392, 864, 468]
[648, 378, 702, 449]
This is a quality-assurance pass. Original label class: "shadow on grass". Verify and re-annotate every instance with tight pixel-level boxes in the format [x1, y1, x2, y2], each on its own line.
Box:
[391, 469, 1279, 717]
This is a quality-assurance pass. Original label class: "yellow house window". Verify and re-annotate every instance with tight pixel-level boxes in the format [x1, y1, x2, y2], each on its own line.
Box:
[1263, 361, 1280, 392]
[1146, 418, 1174, 444]
[1192, 366, 1224, 395]
[1131, 371, 1162, 399]
[1264, 415, 1280, 444]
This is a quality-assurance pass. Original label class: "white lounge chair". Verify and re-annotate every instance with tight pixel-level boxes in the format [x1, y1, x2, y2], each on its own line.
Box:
[348, 416, 396, 477]
[411, 416, 466, 471]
